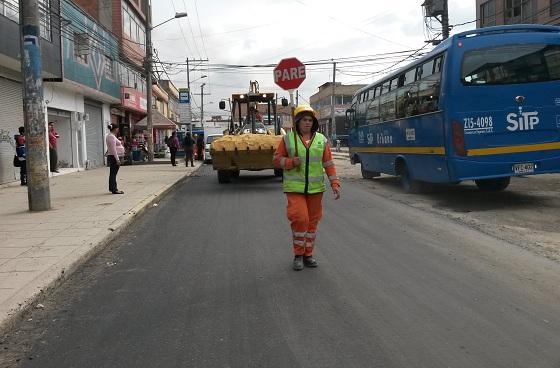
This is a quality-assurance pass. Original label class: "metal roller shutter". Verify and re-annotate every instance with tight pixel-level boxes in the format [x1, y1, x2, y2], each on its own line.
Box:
[84, 103, 104, 169]
[0, 78, 23, 184]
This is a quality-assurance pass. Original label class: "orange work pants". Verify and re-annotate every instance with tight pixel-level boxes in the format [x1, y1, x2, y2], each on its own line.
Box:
[286, 192, 323, 256]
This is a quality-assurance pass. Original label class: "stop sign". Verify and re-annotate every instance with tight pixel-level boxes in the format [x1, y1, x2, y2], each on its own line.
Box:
[273, 57, 306, 90]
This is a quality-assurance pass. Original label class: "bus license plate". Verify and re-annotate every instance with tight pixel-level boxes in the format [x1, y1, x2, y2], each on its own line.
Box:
[513, 163, 535, 174]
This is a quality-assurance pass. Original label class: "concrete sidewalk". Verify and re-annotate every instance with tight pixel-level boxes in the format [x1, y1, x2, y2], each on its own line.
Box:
[0, 160, 202, 330]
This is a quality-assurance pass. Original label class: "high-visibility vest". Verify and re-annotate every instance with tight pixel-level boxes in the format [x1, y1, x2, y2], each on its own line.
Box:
[283, 132, 327, 194]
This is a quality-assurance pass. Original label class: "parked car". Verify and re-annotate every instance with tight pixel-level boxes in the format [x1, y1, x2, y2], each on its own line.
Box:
[204, 133, 223, 163]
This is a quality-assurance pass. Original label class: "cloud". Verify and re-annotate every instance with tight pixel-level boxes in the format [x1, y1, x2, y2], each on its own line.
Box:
[152, 0, 475, 114]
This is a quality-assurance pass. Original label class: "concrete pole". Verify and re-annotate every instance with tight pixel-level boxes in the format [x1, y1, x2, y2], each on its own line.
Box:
[145, 1, 154, 162]
[20, 0, 51, 211]
[442, 0, 450, 40]
[200, 84, 203, 127]
[330, 61, 336, 143]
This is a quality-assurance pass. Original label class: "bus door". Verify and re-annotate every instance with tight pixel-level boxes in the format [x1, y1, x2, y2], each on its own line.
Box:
[455, 42, 560, 168]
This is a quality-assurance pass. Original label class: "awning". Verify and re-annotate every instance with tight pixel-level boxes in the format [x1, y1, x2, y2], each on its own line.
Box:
[136, 111, 177, 130]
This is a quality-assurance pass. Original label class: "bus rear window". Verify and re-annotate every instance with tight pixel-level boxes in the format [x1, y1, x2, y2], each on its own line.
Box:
[461, 44, 560, 85]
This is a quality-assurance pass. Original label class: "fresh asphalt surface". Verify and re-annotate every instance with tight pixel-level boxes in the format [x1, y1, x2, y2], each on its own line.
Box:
[9, 165, 560, 367]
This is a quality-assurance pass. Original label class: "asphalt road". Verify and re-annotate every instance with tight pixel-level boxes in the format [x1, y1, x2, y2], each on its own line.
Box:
[6, 165, 560, 368]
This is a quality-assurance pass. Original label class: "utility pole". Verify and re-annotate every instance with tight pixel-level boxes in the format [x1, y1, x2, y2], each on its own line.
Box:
[20, 0, 51, 211]
[442, 0, 449, 40]
[145, 1, 154, 162]
[186, 58, 208, 133]
[330, 61, 336, 143]
[422, 0, 450, 43]
[200, 83, 204, 127]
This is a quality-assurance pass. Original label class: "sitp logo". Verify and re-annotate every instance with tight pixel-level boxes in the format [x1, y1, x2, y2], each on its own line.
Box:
[506, 106, 539, 132]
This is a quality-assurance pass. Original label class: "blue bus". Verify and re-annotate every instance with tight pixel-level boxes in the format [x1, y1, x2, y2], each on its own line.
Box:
[347, 25, 560, 192]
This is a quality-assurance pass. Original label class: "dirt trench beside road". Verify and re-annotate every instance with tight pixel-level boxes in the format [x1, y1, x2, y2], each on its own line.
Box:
[334, 154, 560, 262]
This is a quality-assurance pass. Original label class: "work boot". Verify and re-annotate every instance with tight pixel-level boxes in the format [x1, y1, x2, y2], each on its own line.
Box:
[303, 256, 318, 268]
[293, 256, 304, 271]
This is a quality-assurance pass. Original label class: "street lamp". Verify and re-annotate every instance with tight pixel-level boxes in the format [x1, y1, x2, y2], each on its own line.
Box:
[145, 11, 188, 162]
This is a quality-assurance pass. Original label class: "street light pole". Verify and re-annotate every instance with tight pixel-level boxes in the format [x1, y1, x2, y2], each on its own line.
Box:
[145, 9, 188, 162]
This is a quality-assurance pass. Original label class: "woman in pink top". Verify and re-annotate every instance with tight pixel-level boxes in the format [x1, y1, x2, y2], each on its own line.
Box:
[106, 124, 124, 194]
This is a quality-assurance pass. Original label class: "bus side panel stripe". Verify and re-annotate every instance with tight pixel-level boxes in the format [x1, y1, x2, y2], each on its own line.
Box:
[350, 146, 446, 155]
[467, 142, 560, 156]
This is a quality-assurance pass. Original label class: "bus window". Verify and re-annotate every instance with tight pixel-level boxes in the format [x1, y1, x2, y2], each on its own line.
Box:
[390, 77, 399, 91]
[415, 66, 423, 81]
[417, 73, 441, 114]
[366, 97, 380, 123]
[381, 82, 390, 95]
[433, 56, 444, 73]
[396, 87, 407, 119]
[404, 69, 416, 86]
[462, 44, 560, 85]
[380, 91, 396, 121]
[421, 60, 434, 79]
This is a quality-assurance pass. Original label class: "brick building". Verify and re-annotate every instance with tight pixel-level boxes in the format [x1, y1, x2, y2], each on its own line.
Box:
[310, 82, 366, 144]
[476, 0, 560, 28]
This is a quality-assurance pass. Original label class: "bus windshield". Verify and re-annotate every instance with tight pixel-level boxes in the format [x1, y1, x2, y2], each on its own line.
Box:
[461, 44, 560, 85]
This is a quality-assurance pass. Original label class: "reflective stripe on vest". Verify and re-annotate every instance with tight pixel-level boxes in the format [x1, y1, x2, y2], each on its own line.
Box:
[283, 132, 327, 194]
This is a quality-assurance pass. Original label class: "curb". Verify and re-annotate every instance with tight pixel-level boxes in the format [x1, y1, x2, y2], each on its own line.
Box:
[0, 165, 201, 333]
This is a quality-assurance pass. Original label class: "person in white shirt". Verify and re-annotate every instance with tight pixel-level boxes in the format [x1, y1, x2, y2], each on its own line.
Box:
[106, 124, 124, 194]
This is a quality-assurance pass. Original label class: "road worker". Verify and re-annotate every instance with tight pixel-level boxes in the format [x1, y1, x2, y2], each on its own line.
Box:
[274, 105, 341, 271]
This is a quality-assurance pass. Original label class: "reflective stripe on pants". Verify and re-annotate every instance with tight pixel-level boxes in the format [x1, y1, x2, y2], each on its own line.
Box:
[286, 192, 323, 256]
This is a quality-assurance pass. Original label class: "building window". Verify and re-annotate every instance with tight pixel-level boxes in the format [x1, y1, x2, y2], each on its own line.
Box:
[480, 0, 496, 27]
[122, 3, 146, 45]
[552, 0, 560, 15]
[39, 0, 51, 41]
[74, 33, 89, 64]
[0, 0, 19, 22]
[104, 56, 114, 79]
[505, 0, 536, 24]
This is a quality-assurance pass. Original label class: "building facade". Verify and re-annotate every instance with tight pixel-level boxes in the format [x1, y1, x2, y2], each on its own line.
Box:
[310, 82, 366, 145]
[476, 0, 560, 28]
[0, 0, 63, 184]
[44, 0, 121, 170]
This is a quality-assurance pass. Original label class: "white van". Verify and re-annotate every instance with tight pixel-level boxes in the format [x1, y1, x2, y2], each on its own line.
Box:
[204, 134, 223, 163]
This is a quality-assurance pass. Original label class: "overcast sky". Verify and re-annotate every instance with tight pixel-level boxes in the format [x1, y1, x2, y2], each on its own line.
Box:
[151, 0, 476, 117]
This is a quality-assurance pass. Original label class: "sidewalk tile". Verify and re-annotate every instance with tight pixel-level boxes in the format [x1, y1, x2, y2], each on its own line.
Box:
[1, 238, 46, 248]
[0, 257, 59, 273]
[18, 246, 79, 259]
[0, 248, 31, 260]
[42, 236, 91, 247]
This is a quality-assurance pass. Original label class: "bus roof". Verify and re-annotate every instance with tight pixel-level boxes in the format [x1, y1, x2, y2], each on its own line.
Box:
[354, 24, 560, 97]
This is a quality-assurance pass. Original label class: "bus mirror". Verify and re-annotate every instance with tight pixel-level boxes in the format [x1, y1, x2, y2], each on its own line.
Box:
[219, 101, 226, 110]
[281, 98, 288, 107]
[345, 108, 355, 114]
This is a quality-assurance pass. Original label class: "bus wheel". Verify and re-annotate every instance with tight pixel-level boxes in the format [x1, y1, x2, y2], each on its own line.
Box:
[217, 170, 231, 183]
[399, 165, 423, 193]
[475, 177, 510, 191]
[231, 170, 240, 178]
[274, 168, 283, 177]
[361, 165, 380, 179]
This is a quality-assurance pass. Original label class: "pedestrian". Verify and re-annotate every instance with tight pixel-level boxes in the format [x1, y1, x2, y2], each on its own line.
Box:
[196, 134, 204, 161]
[48, 122, 60, 173]
[183, 132, 195, 167]
[168, 131, 180, 166]
[105, 124, 124, 194]
[274, 105, 341, 271]
[336, 138, 341, 152]
[14, 126, 27, 186]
